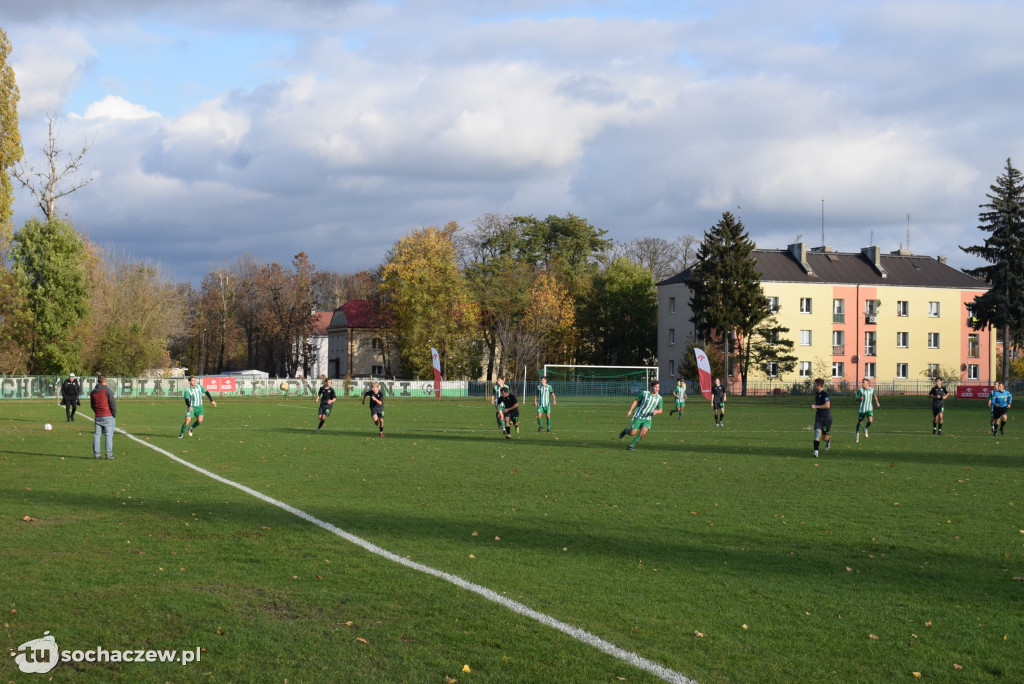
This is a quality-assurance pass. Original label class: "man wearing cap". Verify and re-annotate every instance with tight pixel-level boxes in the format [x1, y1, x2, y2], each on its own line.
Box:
[60, 373, 82, 422]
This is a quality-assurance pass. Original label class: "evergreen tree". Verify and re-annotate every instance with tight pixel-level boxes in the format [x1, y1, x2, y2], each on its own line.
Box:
[960, 158, 1024, 382]
[688, 212, 769, 394]
[745, 316, 798, 386]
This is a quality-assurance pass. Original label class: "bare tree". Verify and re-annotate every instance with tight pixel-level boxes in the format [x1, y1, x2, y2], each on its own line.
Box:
[609, 235, 699, 282]
[13, 113, 93, 219]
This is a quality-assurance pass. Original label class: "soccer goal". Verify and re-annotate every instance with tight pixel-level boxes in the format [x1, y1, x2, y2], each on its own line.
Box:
[541, 365, 659, 402]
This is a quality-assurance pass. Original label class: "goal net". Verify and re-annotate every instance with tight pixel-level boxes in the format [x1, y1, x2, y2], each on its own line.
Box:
[540, 365, 659, 401]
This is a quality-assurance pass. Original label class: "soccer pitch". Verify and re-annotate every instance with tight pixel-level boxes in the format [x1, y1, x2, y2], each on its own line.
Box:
[2, 396, 1021, 683]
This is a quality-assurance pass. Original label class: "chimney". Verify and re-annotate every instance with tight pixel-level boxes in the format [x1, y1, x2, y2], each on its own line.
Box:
[788, 242, 814, 276]
[861, 246, 888, 278]
[937, 255, 947, 265]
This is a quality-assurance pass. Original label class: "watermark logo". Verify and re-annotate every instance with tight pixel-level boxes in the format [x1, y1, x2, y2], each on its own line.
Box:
[11, 631, 59, 674]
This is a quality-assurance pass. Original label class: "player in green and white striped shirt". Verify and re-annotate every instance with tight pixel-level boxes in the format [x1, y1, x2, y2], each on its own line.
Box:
[617, 381, 663, 450]
[535, 376, 556, 432]
[854, 378, 880, 443]
[492, 375, 508, 433]
[178, 376, 217, 438]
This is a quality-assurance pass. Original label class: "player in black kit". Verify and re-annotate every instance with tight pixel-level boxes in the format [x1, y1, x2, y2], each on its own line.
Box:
[362, 380, 385, 437]
[315, 377, 337, 433]
[811, 378, 832, 458]
[928, 377, 948, 435]
[499, 386, 520, 439]
[712, 377, 726, 427]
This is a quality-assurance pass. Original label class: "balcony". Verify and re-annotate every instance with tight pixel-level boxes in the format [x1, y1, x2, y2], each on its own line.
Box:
[832, 345, 845, 356]
[832, 313, 845, 324]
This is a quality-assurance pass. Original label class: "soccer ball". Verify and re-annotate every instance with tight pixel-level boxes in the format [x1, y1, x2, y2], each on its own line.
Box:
[280, 382, 290, 392]
[44, 423, 52, 431]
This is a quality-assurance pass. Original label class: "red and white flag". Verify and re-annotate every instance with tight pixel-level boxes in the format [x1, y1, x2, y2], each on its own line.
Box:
[694, 348, 713, 400]
[430, 347, 442, 400]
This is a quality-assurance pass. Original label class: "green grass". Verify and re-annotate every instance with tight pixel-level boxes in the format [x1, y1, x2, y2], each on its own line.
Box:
[2, 396, 1021, 683]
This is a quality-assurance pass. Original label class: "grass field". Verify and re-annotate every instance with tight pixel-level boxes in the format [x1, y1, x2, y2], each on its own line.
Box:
[2, 394, 1022, 683]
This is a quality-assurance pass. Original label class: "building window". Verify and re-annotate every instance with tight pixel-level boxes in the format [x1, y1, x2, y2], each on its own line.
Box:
[967, 364, 979, 380]
[800, 297, 813, 314]
[371, 337, 384, 350]
[766, 362, 779, 378]
[896, 363, 908, 379]
[928, 332, 940, 349]
[833, 299, 845, 324]
[669, 297, 675, 314]
[800, 330, 812, 346]
[371, 365, 385, 376]
[799, 361, 812, 378]
[968, 333, 980, 358]
[864, 331, 877, 357]
[863, 362, 876, 379]
[669, 360, 675, 376]
[669, 328, 676, 346]
[767, 296, 779, 313]
[929, 301, 940, 317]
[896, 331, 909, 348]
[927, 363, 940, 378]
[832, 362, 844, 378]
[896, 300, 909, 317]
[832, 330, 845, 356]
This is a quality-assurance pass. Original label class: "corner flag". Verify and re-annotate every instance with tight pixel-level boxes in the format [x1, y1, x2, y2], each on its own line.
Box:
[430, 347, 442, 400]
[694, 348, 713, 400]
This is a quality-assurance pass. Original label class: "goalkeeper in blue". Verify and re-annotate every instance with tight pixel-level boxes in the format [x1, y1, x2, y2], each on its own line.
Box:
[535, 376, 556, 432]
[989, 381, 1012, 436]
[618, 381, 663, 450]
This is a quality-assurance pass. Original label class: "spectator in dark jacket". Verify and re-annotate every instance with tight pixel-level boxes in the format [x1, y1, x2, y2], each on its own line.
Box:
[60, 373, 81, 422]
[90, 375, 117, 460]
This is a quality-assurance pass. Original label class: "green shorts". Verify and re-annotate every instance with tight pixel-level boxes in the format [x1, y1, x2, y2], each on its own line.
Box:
[537, 405, 551, 415]
[858, 410, 873, 421]
[630, 417, 653, 431]
[186, 405, 205, 419]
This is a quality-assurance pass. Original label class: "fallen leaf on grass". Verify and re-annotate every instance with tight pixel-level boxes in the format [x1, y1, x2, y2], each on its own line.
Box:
[445, 677, 457, 683]
[868, 634, 879, 640]
[953, 663, 963, 670]
[356, 637, 368, 644]
[21, 516, 36, 522]
[694, 631, 705, 638]
[912, 672, 922, 678]
[462, 664, 472, 673]
[925, 621, 933, 626]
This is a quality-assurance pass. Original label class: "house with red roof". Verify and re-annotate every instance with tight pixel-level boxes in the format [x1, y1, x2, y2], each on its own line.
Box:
[326, 300, 399, 378]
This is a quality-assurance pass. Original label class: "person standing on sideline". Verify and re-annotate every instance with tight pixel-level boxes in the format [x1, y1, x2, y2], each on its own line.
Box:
[929, 377, 949, 435]
[178, 376, 217, 438]
[316, 377, 337, 433]
[989, 381, 1013, 436]
[712, 377, 726, 427]
[669, 377, 686, 420]
[854, 378, 880, 442]
[90, 374, 116, 460]
[362, 380, 385, 437]
[618, 381, 663, 450]
[60, 372, 81, 422]
[811, 378, 832, 458]
[535, 376, 556, 432]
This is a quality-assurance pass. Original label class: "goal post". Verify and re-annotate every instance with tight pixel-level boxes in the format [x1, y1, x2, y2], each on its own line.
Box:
[541, 364, 660, 401]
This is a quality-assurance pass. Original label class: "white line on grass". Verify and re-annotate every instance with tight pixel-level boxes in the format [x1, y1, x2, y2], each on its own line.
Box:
[86, 417, 697, 684]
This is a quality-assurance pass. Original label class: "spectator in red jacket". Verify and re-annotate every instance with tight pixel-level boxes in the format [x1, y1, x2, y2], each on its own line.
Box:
[90, 375, 117, 460]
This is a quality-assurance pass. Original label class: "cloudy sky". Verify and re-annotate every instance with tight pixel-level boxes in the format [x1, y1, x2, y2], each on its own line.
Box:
[5, 0, 1023, 284]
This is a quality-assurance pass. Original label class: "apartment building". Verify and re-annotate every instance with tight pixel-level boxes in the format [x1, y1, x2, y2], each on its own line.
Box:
[657, 243, 995, 386]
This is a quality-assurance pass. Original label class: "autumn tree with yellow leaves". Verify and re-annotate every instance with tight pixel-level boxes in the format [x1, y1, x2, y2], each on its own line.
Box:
[382, 222, 481, 379]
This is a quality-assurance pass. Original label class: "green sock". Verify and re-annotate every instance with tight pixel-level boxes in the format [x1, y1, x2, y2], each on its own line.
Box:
[179, 423, 188, 435]
[629, 433, 642, 447]
[191, 422, 200, 433]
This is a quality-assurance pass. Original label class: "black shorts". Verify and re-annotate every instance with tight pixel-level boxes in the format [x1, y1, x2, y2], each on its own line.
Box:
[814, 417, 833, 435]
[932, 404, 944, 417]
[504, 409, 520, 421]
[371, 406, 384, 418]
[319, 404, 332, 417]
[992, 406, 1008, 420]
[713, 402, 724, 411]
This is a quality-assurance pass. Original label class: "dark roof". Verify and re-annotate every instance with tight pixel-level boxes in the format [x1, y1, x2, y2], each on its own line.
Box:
[327, 300, 381, 330]
[658, 249, 988, 290]
[311, 311, 333, 335]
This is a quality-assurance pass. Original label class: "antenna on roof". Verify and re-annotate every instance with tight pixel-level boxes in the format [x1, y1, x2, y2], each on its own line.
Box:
[737, 203, 742, 221]
[870, 228, 874, 246]
[906, 213, 911, 253]
[820, 199, 825, 248]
